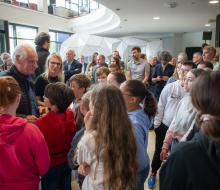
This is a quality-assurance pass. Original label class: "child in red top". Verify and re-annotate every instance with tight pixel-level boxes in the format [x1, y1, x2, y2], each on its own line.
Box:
[35, 82, 76, 190]
[0, 76, 50, 190]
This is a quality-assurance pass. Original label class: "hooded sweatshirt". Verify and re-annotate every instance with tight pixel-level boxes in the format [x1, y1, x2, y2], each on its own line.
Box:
[0, 114, 50, 190]
[160, 131, 220, 190]
[35, 109, 76, 166]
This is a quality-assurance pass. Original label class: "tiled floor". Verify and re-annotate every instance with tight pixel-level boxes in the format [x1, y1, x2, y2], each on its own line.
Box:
[71, 130, 159, 190]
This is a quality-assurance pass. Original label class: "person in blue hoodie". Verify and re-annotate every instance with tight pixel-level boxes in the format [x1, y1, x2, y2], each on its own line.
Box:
[120, 80, 157, 190]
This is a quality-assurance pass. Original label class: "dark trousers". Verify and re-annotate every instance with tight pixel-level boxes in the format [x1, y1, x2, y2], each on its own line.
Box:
[151, 123, 168, 173]
[41, 162, 72, 190]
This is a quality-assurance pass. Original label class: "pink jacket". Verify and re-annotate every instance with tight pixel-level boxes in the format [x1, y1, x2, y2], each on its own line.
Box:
[0, 114, 50, 190]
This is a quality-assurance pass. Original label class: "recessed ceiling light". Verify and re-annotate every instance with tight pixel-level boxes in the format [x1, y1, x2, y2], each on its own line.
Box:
[153, 17, 160, 20]
[209, 0, 219, 4]
[205, 24, 211, 27]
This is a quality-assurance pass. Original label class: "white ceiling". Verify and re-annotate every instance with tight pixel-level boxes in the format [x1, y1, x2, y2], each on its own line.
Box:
[100, 0, 220, 37]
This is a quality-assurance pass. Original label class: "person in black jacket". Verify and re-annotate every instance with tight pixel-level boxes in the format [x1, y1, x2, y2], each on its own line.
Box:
[160, 70, 220, 190]
[34, 32, 50, 78]
[0, 43, 39, 122]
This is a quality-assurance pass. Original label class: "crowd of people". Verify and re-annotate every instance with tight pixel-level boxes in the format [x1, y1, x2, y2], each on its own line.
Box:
[0, 31, 220, 190]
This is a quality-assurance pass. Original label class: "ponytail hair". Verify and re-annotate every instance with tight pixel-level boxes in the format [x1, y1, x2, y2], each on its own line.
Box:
[0, 76, 21, 110]
[124, 80, 157, 117]
[143, 89, 157, 117]
[191, 71, 220, 142]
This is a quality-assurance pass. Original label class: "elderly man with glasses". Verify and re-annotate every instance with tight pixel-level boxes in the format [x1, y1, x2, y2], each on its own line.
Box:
[0, 43, 39, 122]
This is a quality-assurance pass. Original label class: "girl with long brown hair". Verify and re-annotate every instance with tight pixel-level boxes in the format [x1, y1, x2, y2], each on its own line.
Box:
[77, 84, 137, 190]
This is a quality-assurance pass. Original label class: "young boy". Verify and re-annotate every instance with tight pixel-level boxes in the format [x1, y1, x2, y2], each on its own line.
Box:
[35, 82, 76, 190]
[96, 66, 110, 83]
[69, 74, 91, 130]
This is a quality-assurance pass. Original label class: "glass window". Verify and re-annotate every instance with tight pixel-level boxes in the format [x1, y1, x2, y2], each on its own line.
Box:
[50, 0, 99, 16]
[9, 25, 14, 37]
[29, 0, 38, 3]
[49, 31, 56, 41]
[57, 33, 71, 43]
[9, 23, 38, 53]
[49, 30, 72, 53]
[17, 0, 28, 3]
[16, 25, 37, 39]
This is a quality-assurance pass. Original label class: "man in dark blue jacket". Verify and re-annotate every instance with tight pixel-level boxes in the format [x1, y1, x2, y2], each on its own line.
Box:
[0, 43, 39, 122]
[63, 49, 82, 83]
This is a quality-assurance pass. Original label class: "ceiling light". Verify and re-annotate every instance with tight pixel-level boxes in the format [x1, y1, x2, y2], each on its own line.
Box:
[116, 8, 120, 11]
[209, 0, 219, 4]
[205, 24, 211, 27]
[153, 17, 160, 20]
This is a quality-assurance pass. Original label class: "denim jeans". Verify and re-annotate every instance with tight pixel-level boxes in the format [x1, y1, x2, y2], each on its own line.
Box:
[170, 138, 179, 152]
[137, 165, 149, 190]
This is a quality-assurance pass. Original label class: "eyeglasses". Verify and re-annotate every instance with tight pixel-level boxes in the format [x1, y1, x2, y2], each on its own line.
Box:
[50, 61, 61, 66]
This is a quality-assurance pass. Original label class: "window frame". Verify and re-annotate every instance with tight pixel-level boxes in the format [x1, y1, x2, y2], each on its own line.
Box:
[9, 23, 38, 52]
[49, 29, 73, 52]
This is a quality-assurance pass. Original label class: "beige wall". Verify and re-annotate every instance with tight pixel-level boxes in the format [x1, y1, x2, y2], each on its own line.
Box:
[0, 2, 72, 33]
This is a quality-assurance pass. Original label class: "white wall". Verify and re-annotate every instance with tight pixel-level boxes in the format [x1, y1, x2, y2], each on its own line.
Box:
[161, 31, 216, 57]
[182, 31, 204, 49]
[162, 36, 176, 56]
[0, 2, 72, 33]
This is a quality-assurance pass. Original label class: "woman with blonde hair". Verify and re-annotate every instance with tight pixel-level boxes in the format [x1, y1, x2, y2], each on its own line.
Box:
[0, 76, 50, 190]
[35, 53, 64, 106]
[77, 84, 137, 190]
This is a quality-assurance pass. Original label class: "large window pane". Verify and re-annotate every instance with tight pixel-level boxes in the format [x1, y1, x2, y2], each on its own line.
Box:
[57, 33, 71, 43]
[17, 0, 28, 3]
[9, 25, 14, 38]
[50, 42, 58, 53]
[17, 39, 35, 46]
[9, 23, 38, 53]
[50, 0, 99, 16]
[49, 31, 56, 41]
[56, 0, 65, 7]
[29, 0, 38, 3]
[9, 39, 15, 54]
[49, 30, 72, 52]
[16, 26, 37, 39]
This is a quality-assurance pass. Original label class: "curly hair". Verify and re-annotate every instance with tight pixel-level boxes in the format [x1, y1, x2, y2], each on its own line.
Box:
[34, 32, 50, 47]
